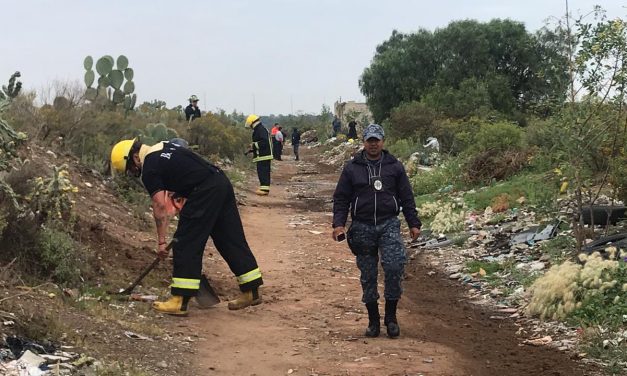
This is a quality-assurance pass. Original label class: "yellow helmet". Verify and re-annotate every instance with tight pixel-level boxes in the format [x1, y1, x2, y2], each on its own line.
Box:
[110, 139, 136, 175]
[245, 114, 260, 128]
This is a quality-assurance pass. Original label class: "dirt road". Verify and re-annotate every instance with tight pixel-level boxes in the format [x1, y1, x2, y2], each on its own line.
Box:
[179, 147, 591, 376]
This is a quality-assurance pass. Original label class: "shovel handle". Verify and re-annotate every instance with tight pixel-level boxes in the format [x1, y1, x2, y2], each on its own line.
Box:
[120, 239, 176, 295]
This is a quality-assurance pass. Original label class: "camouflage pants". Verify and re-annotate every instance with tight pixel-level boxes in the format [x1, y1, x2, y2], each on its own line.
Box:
[347, 217, 407, 304]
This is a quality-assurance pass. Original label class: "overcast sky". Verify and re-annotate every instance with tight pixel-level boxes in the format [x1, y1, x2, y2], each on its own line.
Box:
[1, 1, 625, 115]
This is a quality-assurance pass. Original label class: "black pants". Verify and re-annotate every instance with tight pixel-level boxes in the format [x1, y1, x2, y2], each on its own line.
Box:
[293, 144, 299, 160]
[172, 172, 263, 297]
[256, 160, 271, 192]
[272, 140, 282, 160]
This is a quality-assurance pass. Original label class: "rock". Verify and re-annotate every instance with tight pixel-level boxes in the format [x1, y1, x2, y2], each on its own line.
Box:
[449, 273, 461, 279]
[157, 360, 168, 368]
[528, 261, 546, 271]
[539, 254, 551, 262]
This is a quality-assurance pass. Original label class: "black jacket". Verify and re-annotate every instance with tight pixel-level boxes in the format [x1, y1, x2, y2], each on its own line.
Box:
[252, 123, 273, 162]
[185, 104, 201, 121]
[291, 130, 301, 145]
[332, 150, 421, 229]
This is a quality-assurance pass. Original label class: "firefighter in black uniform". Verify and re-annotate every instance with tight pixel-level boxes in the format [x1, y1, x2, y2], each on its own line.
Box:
[110, 139, 263, 315]
[245, 114, 273, 195]
[185, 95, 201, 122]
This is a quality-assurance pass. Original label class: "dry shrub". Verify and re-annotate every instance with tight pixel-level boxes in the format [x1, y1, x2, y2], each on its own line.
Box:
[464, 149, 529, 185]
[490, 193, 511, 212]
[526, 251, 625, 321]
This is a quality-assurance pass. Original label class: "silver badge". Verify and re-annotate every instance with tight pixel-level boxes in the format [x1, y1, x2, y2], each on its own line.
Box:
[374, 179, 383, 191]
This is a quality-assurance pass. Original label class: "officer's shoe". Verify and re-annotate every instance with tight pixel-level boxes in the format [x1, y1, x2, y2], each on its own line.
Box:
[228, 288, 262, 310]
[153, 295, 190, 316]
[385, 321, 400, 338]
[365, 302, 380, 337]
[255, 189, 269, 196]
[384, 299, 400, 338]
[365, 322, 380, 337]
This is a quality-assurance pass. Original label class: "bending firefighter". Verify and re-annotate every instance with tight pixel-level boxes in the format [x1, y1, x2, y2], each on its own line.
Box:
[110, 139, 263, 315]
[245, 114, 273, 195]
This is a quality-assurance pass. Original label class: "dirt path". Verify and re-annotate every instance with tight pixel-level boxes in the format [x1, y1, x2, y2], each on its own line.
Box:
[179, 147, 592, 376]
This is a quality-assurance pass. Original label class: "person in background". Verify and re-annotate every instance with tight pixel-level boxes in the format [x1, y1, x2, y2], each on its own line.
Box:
[291, 128, 301, 161]
[347, 120, 358, 140]
[332, 124, 421, 339]
[245, 114, 273, 195]
[185, 95, 201, 122]
[275, 126, 284, 161]
[332, 116, 342, 137]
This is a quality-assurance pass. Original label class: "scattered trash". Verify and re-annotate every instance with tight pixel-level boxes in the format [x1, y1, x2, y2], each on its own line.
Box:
[523, 336, 553, 346]
[308, 230, 323, 235]
[129, 294, 158, 302]
[123, 331, 152, 341]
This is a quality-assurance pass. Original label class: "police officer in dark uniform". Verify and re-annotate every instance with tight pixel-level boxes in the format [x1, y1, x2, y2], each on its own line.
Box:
[110, 138, 263, 315]
[332, 124, 421, 338]
[185, 95, 201, 122]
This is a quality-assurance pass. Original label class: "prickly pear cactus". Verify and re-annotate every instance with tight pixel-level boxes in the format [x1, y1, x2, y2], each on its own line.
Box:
[140, 123, 179, 146]
[0, 72, 22, 101]
[83, 54, 136, 110]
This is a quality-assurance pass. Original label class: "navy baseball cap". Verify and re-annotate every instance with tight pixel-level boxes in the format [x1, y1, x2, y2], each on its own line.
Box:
[363, 124, 385, 141]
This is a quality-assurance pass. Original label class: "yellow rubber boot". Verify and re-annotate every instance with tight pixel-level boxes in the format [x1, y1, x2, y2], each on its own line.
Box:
[152, 295, 189, 316]
[228, 289, 262, 310]
[255, 189, 269, 196]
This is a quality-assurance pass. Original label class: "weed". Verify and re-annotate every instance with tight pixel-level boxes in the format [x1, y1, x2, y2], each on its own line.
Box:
[463, 173, 556, 211]
[581, 331, 627, 375]
[540, 235, 576, 264]
[466, 260, 503, 275]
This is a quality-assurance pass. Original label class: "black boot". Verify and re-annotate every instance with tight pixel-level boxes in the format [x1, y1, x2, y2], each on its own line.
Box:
[384, 299, 400, 338]
[364, 302, 380, 337]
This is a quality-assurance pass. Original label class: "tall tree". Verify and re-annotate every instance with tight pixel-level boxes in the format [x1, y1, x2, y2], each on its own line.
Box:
[359, 19, 569, 122]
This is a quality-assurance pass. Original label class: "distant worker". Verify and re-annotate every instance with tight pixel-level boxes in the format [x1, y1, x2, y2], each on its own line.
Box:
[423, 137, 440, 166]
[423, 137, 440, 152]
[291, 128, 301, 161]
[274, 126, 284, 161]
[332, 124, 421, 339]
[332, 116, 342, 137]
[109, 139, 263, 315]
[347, 120, 358, 140]
[185, 95, 201, 122]
[245, 114, 273, 195]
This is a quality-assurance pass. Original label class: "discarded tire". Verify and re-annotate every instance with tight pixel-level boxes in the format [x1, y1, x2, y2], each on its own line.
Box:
[580, 205, 626, 226]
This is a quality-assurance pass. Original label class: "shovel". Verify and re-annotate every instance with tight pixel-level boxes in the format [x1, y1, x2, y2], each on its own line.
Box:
[111, 239, 221, 307]
[112, 239, 177, 295]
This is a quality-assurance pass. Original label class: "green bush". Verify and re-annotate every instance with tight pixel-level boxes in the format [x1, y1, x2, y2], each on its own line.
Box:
[386, 138, 420, 160]
[469, 121, 524, 154]
[387, 101, 436, 140]
[188, 113, 249, 160]
[37, 225, 85, 285]
[411, 159, 462, 195]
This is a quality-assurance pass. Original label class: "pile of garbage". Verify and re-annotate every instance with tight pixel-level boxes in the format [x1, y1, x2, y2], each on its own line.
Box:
[0, 336, 100, 376]
[319, 141, 361, 169]
[300, 130, 318, 144]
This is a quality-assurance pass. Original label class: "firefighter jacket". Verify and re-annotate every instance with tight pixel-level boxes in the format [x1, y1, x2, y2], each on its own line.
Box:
[252, 123, 273, 162]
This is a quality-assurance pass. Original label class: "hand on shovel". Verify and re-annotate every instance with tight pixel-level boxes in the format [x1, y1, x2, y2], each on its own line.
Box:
[157, 242, 169, 259]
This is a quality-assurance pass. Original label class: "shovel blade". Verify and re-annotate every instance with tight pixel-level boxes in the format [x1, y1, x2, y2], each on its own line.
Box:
[196, 274, 220, 308]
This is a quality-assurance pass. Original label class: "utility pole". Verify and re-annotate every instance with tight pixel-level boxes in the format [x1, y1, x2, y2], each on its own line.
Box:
[252, 94, 256, 113]
[203, 92, 207, 112]
[290, 94, 293, 115]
